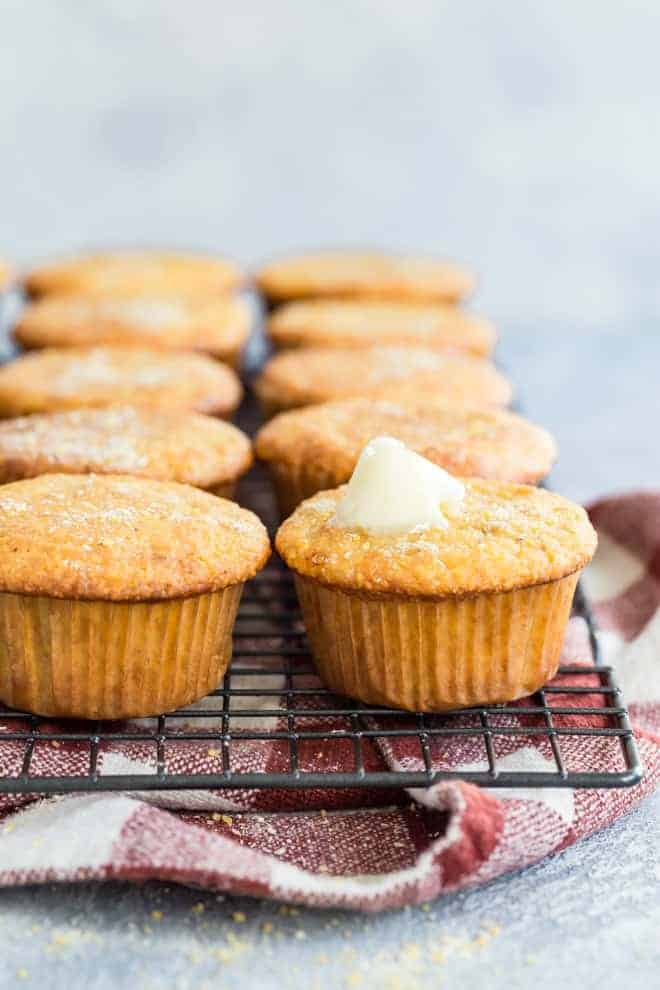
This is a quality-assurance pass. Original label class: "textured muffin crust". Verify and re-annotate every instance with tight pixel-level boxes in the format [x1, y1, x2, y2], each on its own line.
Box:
[256, 399, 556, 487]
[0, 406, 253, 489]
[25, 251, 243, 298]
[268, 299, 495, 357]
[0, 474, 270, 600]
[254, 346, 511, 414]
[256, 251, 475, 304]
[14, 294, 251, 363]
[277, 481, 596, 600]
[0, 347, 242, 418]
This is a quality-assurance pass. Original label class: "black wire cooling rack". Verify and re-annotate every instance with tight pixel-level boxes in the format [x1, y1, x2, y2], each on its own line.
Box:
[0, 305, 643, 795]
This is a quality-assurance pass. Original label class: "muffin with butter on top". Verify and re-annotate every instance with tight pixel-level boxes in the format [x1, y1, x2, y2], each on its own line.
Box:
[276, 437, 596, 711]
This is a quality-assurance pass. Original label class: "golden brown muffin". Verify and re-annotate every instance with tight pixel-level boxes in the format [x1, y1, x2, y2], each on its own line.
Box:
[255, 251, 475, 304]
[256, 399, 556, 516]
[0, 406, 253, 497]
[14, 294, 252, 367]
[268, 299, 495, 357]
[277, 481, 597, 711]
[0, 259, 14, 292]
[24, 250, 243, 299]
[0, 347, 243, 419]
[0, 474, 270, 718]
[254, 346, 511, 417]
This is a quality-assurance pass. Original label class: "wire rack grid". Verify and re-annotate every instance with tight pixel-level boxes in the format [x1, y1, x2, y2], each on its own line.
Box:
[0, 428, 642, 797]
[0, 308, 643, 795]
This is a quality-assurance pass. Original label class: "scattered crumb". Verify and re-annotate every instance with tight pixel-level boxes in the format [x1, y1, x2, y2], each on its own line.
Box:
[262, 921, 274, 934]
[232, 911, 247, 923]
[191, 902, 206, 915]
[16, 969, 28, 980]
[400, 943, 420, 963]
[150, 910, 163, 921]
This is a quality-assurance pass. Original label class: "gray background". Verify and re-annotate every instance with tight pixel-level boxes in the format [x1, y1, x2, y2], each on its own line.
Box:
[1, 1, 659, 987]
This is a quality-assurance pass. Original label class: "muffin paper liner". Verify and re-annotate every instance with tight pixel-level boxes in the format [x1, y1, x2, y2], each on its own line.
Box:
[207, 480, 237, 499]
[0, 584, 243, 719]
[294, 573, 580, 710]
[267, 461, 340, 518]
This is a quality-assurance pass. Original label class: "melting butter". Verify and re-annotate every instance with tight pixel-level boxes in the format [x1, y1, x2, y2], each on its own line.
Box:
[334, 435, 464, 534]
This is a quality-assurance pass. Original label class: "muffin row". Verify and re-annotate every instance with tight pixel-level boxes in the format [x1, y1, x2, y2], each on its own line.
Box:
[3, 248, 493, 366]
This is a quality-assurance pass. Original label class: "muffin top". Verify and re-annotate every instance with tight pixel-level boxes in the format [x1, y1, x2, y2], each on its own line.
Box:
[255, 346, 511, 412]
[276, 481, 597, 600]
[268, 299, 495, 357]
[14, 294, 251, 358]
[0, 406, 252, 488]
[25, 250, 243, 298]
[256, 399, 556, 485]
[255, 251, 475, 304]
[0, 474, 270, 600]
[0, 347, 242, 418]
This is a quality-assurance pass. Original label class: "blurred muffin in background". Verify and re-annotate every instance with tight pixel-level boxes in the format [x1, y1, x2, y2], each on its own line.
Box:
[255, 250, 475, 304]
[0, 406, 253, 497]
[0, 259, 15, 293]
[254, 346, 511, 417]
[267, 299, 495, 357]
[24, 250, 244, 298]
[15, 294, 251, 368]
[256, 398, 557, 515]
[0, 346, 243, 418]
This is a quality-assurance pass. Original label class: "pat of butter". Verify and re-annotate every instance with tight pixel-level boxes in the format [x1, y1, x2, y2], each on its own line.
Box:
[334, 435, 464, 534]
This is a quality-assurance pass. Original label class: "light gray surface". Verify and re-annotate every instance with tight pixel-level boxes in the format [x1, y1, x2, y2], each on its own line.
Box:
[0, 791, 658, 990]
[1, 2, 659, 988]
[2, 1, 660, 331]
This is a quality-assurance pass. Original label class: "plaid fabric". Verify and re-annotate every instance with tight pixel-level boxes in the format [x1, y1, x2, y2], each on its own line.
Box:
[0, 491, 657, 912]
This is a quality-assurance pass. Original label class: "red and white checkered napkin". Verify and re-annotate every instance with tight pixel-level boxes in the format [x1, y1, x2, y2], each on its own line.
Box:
[0, 492, 657, 911]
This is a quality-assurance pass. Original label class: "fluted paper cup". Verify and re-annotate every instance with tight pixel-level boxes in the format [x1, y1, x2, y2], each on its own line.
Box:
[294, 573, 580, 711]
[0, 584, 243, 719]
[208, 480, 237, 499]
[267, 461, 340, 518]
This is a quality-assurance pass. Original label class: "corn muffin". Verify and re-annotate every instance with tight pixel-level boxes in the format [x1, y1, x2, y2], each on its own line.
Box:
[268, 299, 495, 357]
[0, 347, 242, 419]
[256, 399, 557, 516]
[14, 294, 251, 367]
[277, 451, 597, 711]
[0, 474, 270, 718]
[24, 250, 243, 299]
[0, 259, 14, 293]
[254, 346, 511, 417]
[0, 406, 253, 497]
[255, 250, 475, 304]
